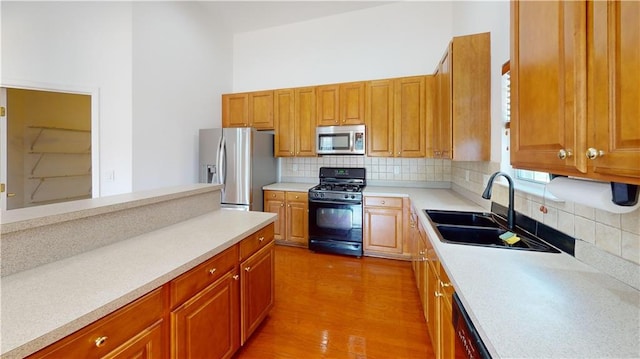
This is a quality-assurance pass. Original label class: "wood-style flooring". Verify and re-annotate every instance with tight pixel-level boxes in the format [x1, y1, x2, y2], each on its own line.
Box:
[233, 245, 434, 358]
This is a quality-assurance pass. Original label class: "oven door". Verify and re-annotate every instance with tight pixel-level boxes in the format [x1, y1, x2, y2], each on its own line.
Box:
[308, 199, 362, 243]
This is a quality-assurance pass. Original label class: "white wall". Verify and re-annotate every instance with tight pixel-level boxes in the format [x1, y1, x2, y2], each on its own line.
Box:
[452, 1, 510, 163]
[232, 2, 453, 92]
[131, 2, 233, 191]
[1, 1, 133, 196]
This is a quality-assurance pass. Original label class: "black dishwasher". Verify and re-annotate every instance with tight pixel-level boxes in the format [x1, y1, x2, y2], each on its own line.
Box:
[452, 293, 492, 359]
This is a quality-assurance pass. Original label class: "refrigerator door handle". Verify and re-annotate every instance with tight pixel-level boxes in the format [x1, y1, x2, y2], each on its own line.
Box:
[216, 135, 224, 187]
[220, 136, 227, 187]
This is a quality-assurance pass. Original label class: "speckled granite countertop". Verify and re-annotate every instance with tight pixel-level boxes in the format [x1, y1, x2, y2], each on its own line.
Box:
[262, 182, 316, 192]
[366, 186, 640, 358]
[0, 209, 276, 358]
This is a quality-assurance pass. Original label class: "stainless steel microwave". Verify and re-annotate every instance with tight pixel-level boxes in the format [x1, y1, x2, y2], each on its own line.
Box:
[316, 125, 366, 155]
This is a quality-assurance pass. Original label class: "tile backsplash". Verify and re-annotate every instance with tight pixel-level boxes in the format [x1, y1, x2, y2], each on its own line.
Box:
[451, 161, 640, 289]
[280, 156, 452, 184]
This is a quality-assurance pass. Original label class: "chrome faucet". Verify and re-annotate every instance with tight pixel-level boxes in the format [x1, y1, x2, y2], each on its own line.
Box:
[482, 172, 515, 230]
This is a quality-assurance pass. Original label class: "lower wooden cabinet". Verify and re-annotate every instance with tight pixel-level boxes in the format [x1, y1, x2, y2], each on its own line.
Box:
[240, 241, 275, 343]
[28, 224, 276, 359]
[363, 196, 410, 259]
[264, 190, 308, 247]
[171, 270, 240, 359]
[412, 214, 456, 359]
[27, 287, 167, 359]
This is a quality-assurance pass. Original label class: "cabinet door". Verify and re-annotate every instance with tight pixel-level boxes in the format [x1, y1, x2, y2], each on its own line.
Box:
[363, 207, 403, 254]
[394, 76, 427, 158]
[426, 260, 440, 359]
[172, 270, 240, 359]
[316, 84, 340, 126]
[341, 82, 366, 125]
[440, 295, 456, 359]
[590, 0, 640, 182]
[274, 89, 295, 157]
[294, 87, 317, 157]
[435, 49, 452, 159]
[366, 79, 395, 157]
[286, 192, 308, 246]
[240, 242, 275, 344]
[510, 0, 588, 175]
[263, 191, 285, 241]
[249, 91, 274, 130]
[222, 93, 249, 128]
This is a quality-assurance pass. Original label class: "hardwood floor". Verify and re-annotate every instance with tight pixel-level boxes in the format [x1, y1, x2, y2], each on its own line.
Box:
[233, 245, 434, 358]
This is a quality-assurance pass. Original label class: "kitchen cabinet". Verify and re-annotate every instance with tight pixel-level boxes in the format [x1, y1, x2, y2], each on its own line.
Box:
[316, 82, 366, 126]
[409, 206, 428, 321]
[27, 288, 166, 359]
[222, 91, 274, 130]
[366, 76, 431, 157]
[239, 228, 275, 344]
[511, 0, 640, 184]
[27, 224, 276, 359]
[274, 87, 316, 157]
[363, 196, 410, 259]
[170, 245, 240, 359]
[263, 190, 286, 240]
[433, 32, 490, 161]
[263, 190, 308, 247]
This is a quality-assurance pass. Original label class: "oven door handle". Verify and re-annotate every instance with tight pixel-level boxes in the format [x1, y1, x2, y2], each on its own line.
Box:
[309, 199, 362, 206]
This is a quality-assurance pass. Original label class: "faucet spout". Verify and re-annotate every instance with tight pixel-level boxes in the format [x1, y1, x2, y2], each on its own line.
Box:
[482, 171, 516, 231]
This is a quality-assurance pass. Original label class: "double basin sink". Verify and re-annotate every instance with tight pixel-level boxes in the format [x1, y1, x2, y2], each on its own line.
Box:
[424, 210, 559, 253]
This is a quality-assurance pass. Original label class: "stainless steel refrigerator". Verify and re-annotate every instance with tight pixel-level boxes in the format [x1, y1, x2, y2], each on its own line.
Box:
[199, 128, 277, 211]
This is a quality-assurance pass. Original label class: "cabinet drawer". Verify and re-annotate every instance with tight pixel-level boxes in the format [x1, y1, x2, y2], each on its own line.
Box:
[265, 190, 285, 201]
[170, 245, 238, 307]
[364, 196, 403, 208]
[239, 224, 275, 262]
[285, 191, 307, 202]
[27, 287, 165, 359]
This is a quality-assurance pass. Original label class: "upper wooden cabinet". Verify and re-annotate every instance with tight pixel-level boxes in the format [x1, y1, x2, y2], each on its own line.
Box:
[316, 82, 366, 126]
[222, 91, 274, 130]
[511, 0, 639, 184]
[433, 32, 490, 161]
[366, 76, 430, 157]
[274, 87, 316, 157]
[589, 0, 640, 182]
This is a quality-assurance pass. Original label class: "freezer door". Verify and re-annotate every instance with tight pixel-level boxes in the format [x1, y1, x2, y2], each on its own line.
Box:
[222, 128, 251, 206]
[199, 129, 223, 184]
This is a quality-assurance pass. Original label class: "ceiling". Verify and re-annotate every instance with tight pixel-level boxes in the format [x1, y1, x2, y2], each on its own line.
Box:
[201, 1, 394, 34]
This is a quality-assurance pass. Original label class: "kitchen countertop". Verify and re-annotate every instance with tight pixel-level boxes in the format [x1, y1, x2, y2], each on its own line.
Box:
[262, 182, 316, 192]
[369, 186, 640, 358]
[0, 209, 276, 358]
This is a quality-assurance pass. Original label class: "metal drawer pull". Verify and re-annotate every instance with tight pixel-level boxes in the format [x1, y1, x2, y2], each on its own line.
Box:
[434, 291, 443, 298]
[95, 336, 108, 348]
[233, 274, 239, 280]
[258, 236, 265, 242]
[245, 266, 251, 272]
[440, 282, 452, 288]
[209, 268, 217, 275]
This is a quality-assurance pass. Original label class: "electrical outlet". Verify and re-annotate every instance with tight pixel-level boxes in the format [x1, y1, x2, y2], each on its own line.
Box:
[103, 170, 115, 182]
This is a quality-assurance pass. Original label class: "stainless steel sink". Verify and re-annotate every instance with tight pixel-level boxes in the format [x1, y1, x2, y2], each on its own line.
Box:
[424, 210, 500, 228]
[424, 209, 559, 253]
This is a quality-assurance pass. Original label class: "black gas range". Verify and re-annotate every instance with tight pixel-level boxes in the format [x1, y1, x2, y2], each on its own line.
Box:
[308, 167, 366, 257]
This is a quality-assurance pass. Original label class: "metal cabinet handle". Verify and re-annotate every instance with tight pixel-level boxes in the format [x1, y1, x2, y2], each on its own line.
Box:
[245, 266, 251, 272]
[434, 291, 443, 298]
[258, 236, 265, 242]
[209, 268, 217, 275]
[440, 281, 452, 288]
[233, 274, 239, 280]
[95, 336, 108, 348]
[381, 200, 385, 205]
[586, 148, 605, 160]
[557, 148, 573, 160]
